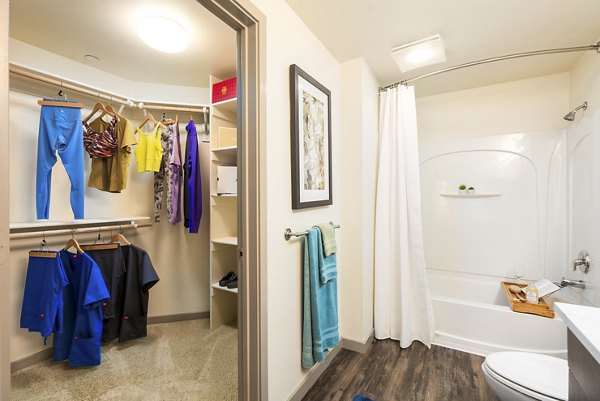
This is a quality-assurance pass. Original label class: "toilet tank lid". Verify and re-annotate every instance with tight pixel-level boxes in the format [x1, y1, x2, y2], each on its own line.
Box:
[484, 352, 568, 401]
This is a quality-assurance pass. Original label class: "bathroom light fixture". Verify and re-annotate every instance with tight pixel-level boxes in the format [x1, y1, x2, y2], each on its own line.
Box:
[138, 16, 189, 53]
[563, 101, 588, 121]
[391, 34, 446, 73]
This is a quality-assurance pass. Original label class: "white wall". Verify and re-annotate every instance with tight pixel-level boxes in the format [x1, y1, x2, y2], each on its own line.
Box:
[10, 39, 210, 106]
[416, 73, 570, 140]
[245, 0, 342, 399]
[339, 58, 378, 343]
[0, 0, 11, 397]
[569, 49, 600, 114]
[8, 85, 212, 360]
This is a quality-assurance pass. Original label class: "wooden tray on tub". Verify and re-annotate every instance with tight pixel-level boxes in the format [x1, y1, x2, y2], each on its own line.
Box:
[501, 282, 555, 319]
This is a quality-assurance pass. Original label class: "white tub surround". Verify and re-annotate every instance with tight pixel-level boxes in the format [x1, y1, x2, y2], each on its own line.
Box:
[555, 303, 600, 364]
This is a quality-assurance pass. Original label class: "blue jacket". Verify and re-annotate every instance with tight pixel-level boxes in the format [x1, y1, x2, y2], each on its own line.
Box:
[54, 251, 109, 367]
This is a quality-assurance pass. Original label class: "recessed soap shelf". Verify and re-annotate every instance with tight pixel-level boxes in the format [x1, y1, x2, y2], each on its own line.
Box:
[440, 193, 502, 199]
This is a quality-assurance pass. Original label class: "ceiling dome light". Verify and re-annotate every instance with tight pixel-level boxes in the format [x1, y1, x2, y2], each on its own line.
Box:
[138, 16, 189, 54]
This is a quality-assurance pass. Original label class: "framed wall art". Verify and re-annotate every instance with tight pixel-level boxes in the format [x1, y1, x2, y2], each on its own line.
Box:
[289, 64, 332, 209]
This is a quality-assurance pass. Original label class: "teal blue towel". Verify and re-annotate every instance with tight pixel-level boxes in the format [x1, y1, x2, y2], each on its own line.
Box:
[302, 228, 340, 369]
[315, 224, 337, 283]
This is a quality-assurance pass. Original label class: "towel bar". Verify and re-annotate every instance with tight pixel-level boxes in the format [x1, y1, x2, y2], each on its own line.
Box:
[284, 222, 340, 241]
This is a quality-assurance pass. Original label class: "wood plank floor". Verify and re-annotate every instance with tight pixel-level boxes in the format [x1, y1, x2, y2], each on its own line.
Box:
[302, 340, 499, 401]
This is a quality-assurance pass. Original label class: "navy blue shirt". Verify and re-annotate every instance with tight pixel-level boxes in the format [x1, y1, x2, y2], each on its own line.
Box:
[53, 251, 109, 367]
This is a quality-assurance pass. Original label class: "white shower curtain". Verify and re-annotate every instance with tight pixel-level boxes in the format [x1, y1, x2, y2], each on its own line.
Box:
[374, 85, 434, 348]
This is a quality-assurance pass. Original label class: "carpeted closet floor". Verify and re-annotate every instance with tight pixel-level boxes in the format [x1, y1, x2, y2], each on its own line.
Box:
[11, 319, 238, 401]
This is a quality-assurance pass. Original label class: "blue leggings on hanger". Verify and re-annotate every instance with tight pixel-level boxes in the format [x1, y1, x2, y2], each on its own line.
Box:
[36, 101, 84, 219]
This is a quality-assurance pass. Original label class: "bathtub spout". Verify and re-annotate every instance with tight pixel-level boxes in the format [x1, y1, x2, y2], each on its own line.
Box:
[560, 278, 586, 289]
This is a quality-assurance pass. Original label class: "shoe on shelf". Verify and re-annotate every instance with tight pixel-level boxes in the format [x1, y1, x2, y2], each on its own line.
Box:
[219, 271, 237, 287]
[226, 278, 238, 289]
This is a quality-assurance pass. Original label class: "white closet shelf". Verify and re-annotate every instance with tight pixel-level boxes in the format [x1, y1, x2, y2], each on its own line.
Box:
[211, 282, 238, 294]
[211, 236, 238, 246]
[212, 98, 237, 113]
[212, 145, 237, 156]
[440, 193, 502, 199]
[10, 216, 152, 234]
[211, 194, 238, 198]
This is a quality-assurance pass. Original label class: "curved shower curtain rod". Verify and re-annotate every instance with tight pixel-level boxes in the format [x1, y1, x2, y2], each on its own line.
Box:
[379, 42, 600, 92]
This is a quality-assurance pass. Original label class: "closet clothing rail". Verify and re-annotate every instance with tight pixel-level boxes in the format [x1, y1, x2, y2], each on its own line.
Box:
[284, 222, 341, 241]
[10, 217, 152, 240]
[9, 64, 209, 113]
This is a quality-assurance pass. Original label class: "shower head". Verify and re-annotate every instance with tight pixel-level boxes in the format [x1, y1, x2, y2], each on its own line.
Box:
[563, 101, 588, 121]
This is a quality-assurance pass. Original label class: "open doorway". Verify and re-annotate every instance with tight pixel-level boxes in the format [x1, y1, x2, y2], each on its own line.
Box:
[3, 1, 261, 399]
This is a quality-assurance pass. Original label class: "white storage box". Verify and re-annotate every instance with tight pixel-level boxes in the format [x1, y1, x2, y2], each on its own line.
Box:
[216, 166, 238, 194]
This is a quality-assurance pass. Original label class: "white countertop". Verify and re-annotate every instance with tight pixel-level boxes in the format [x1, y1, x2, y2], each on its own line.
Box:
[555, 302, 600, 364]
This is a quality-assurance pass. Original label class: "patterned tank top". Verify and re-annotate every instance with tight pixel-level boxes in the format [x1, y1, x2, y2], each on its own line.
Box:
[83, 117, 118, 158]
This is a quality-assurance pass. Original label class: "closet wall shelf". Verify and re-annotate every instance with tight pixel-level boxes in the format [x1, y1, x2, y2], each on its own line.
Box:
[211, 237, 238, 246]
[440, 193, 502, 199]
[212, 146, 237, 156]
[212, 97, 237, 111]
[10, 217, 152, 239]
[211, 282, 238, 294]
[211, 194, 238, 198]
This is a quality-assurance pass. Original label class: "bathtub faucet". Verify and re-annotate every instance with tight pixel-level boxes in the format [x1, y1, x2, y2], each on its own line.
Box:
[560, 278, 586, 289]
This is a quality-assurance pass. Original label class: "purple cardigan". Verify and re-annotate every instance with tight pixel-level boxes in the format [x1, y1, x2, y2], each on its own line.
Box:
[184, 120, 202, 233]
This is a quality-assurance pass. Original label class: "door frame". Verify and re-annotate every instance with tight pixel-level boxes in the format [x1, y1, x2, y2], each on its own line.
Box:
[0, 0, 267, 399]
[195, 1, 268, 400]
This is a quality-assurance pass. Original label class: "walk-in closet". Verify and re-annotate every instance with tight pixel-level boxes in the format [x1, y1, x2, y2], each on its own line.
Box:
[7, 1, 240, 399]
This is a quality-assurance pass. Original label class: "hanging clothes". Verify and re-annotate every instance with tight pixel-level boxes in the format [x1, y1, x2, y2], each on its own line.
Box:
[134, 124, 163, 173]
[36, 100, 84, 219]
[20, 252, 68, 344]
[83, 247, 127, 343]
[53, 251, 109, 367]
[87, 115, 137, 192]
[118, 244, 160, 342]
[167, 122, 183, 224]
[83, 116, 118, 159]
[153, 122, 176, 223]
[184, 120, 202, 233]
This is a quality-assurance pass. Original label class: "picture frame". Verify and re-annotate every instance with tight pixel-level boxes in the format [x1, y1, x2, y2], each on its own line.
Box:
[289, 64, 333, 210]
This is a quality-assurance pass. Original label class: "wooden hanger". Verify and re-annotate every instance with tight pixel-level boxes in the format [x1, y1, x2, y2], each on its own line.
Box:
[38, 99, 85, 108]
[105, 104, 121, 121]
[83, 102, 109, 124]
[29, 234, 58, 258]
[29, 250, 58, 258]
[83, 102, 120, 125]
[138, 112, 162, 130]
[81, 243, 119, 251]
[110, 232, 131, 246]
[63, 231, 84, 254]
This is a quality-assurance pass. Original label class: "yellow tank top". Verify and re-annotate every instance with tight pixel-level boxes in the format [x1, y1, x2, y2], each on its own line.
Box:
[134, 124, 163, 173]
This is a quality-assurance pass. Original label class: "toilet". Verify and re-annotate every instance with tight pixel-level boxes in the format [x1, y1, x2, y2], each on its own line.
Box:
[482, 352, 568, 401]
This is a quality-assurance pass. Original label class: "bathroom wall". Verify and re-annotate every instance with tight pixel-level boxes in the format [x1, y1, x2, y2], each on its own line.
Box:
[417, 73, 571, 282]
[340, 57, 378, 344]
[416, 72, 570, 140]
[567, 46, 600, 306]
[8, 48, 213, 362]
[245, 0, 343, 400]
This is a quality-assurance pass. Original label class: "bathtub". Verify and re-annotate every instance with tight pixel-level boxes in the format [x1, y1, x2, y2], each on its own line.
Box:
[427, 269, 568, 358]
